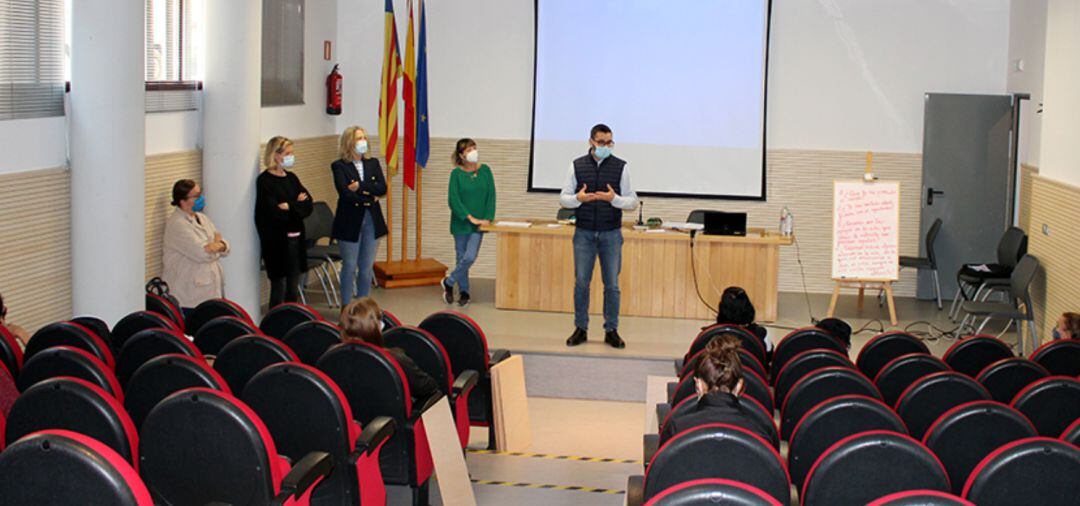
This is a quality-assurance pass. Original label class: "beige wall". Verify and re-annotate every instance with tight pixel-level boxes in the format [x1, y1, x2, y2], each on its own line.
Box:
[1026, 173, 1080, 342]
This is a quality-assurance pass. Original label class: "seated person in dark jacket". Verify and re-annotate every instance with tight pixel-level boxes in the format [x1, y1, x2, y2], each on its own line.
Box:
[717, 286, 771, 362]
[339, 297, 439, 403]
[815, 317, 852, 354]
[660, 333, 775, 445]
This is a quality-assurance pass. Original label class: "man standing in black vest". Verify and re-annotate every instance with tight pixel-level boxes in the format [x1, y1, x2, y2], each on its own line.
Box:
[559, 124, 638, 348]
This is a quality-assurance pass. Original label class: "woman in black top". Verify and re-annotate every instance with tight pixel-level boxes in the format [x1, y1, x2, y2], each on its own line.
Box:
[338, 297, 439, 403]
[717, 286, 771, 363]
[255, 136, 314, 307]
[661, 333, 773, 444]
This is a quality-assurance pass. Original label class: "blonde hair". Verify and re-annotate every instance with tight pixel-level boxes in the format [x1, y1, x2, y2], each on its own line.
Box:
[339, 126, 369, 162]
[262, 136, 294, 170]
[339, 297, 384, 347]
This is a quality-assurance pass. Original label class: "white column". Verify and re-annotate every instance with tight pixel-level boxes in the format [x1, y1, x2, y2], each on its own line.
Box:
[203, 0, 263, 317]
[69, 0, 145, 324]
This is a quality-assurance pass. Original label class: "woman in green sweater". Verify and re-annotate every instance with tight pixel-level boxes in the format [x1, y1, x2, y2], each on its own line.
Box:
[441, 138, 496, 306]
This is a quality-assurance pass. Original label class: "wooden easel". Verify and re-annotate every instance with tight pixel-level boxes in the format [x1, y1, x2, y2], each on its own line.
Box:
[827, 278, 898, 326]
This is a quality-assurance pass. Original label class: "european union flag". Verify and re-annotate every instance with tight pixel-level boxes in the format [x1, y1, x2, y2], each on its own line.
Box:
[415, 0, 429, 168]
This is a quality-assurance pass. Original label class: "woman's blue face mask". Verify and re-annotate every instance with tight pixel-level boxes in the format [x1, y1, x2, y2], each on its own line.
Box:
[192, 195, 206, 212]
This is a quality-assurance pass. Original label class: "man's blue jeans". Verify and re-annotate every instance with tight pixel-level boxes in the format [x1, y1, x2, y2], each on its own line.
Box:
[448, 232, 484, 294]
[573, 228, 623, 331]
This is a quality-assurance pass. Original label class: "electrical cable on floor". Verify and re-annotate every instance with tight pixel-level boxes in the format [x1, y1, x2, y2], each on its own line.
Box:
[903, 320, 963, 343]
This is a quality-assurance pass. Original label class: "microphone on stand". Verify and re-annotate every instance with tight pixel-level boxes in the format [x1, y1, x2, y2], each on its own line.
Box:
[637, 200, 645, 226]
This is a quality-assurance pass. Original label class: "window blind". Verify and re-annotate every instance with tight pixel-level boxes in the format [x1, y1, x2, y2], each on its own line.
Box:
[0, 0, 66, 120]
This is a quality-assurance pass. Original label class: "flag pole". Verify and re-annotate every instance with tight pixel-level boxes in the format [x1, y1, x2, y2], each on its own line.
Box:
[385, 167, 394, 262]
[416, 166, 423, 259]
[402, 175, 409, 261]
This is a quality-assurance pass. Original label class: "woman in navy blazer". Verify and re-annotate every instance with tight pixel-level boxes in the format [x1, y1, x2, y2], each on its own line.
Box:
[331, 126, 388, 304]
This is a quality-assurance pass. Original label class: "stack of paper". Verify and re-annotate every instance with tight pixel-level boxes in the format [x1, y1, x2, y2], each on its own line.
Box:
[494, 221, 533, 228]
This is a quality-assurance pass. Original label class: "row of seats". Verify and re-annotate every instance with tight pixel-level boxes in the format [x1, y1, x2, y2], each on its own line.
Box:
[630, 325, 1080, 506]
[0, 299, 509, 505]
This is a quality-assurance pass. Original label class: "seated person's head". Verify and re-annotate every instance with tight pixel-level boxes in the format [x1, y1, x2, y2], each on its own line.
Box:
[717, 286, 755, 326]
[694, 334, 745, 397]
[1056, 312, 1080, 340]
[815, 317, 852, 350]
[0, 292, 7, 325]
[339, 297, 385, 347]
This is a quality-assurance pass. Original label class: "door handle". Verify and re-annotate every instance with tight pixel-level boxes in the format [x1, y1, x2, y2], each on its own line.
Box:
[927, 187, 945, 205]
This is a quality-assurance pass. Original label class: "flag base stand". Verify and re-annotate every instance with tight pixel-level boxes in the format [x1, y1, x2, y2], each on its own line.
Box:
[374, 258, 447, 288]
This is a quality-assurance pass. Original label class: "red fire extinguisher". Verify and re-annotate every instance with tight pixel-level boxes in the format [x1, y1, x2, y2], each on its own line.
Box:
[326, 64, 342, 115]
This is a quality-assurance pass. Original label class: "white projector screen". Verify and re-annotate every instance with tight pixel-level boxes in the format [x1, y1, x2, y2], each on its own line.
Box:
[529, 0, 771, 199]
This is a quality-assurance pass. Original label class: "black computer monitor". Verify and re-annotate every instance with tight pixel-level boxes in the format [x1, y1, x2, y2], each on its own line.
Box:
[703, 211, 747, 236]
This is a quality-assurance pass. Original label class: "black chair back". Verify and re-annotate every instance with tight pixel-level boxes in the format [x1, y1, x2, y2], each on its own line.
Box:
[5, 377, 138, 467]
[770, 328, 847, 381]
[924, 217, 943, 268]
[922, 400, 1037, 494]
[996, 226, 1028, 268]
[856, 331, 929, 381]
[214, 335, 297, 394]
[962, 437, 1080, 506]
[0, 325, 24, 376]
[742, 368, 774, 415]
[382, 310, 403, 329]
[384, 326, 452, 394]
[16, 346, 123, 401]
[112, 310, 179, 351]
[773, 349, 854, 410]
[1030, 339, 1080, 377]
[185, 298, 253, 337]
[875, 353, 951, 407]
[1010, 376, 1080, 436]
[283, 320, 343, 366]
[116, 328, 201, 385]
[25, 321, 116, 369]
[663, 391, 780, 450]
[895, 372, 990, 439]
[680, 344, 768, 380]
[788, 395, 907, 490]
[686, 325, 766, 366]
[146, 292, 185, 333]
[644, 478, 782, 506]
[943, 335, 1013, 378]
[418, 311, 493, 425]
[305, 201, 336, 245]
[974, 357, 1049, 403]
[801, 431, 950, 506]
[1062, 418, 1080, 445]
[259, 302, 322, 341]
[644, 423, 790, 504]
[70, 316, 114, 353]
[780, 366, 880, 440]
[867, 490, 973, 506]
[193, 316, 260, 356]
[124, 353, 230, 429]
[0, 430, 152, 505]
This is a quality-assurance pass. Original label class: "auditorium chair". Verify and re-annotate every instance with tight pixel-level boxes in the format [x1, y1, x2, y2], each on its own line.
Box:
[974, 357, 1050, 403]
[770, 327, 848, 381]
[962, 437, 1080, 506]
[418, 310, 510, 450]
[1030, 339, 1080, 377]
[948, 226, 1027, 321]
[317, 342, 438, 505]
[184, 297, 254, 337]
[772, 348, 854, 410]
[1061, 418, 1080, 445]
[16, 346, 123, 401]
[780, 366, 881, 440]
[140, 387, 333, 506]
[193, 315, 262, 356]
[112, 310, 179, 350]
[283, 320, 343, 366]
[683, 324, 766, 367]
[787, 394, 907, 490]
[668, 367, 773, 415]
[628, 423, 790, 506]
[651, 393, 780, 458]
[895, 371, 991, 439]
[867, 490, 974, 506]
[0, 324, 25, 376]
[874, 353, 951, 407]
[678, 346, 767, 380]
[384, 326, 479, 449]
[145, 292, 185, 333]
[214, 334, 299, 394]
[942, 334, 1013, 378]
[642, 478, 783, 506]
[116, 327, 202, 385]
[25, 320, 116, 369]
[244, 363, 395, 506]
[260, 302, 324, 341]
[382, 309, 403, 330]
[0, 430, 153, 505]
[922, 400, 1038, 494]
[5, 377, 139, 468]
[1010, 376, 1080, 437]
[70, 316, 115, 353]
[124, 353, 231, 429]
[856, 331, 929, 381]
[0, 362, 17, 416]
[801, 430, 950, 506]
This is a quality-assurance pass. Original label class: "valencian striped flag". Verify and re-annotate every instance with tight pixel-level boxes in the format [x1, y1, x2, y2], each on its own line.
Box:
[378, 0, 402, 175]
[402, 0, 417, 189]
[415, 0, 429, 172]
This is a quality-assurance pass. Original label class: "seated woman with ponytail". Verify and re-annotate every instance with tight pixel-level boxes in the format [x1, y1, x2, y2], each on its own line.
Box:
[660, 333, 774, 444]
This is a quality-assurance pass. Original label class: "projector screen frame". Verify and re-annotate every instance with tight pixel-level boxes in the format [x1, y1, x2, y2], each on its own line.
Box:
[526, 0, 774, 201]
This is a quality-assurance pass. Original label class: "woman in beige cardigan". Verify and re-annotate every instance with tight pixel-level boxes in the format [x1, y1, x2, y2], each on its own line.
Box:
[162, 179, 230, 317]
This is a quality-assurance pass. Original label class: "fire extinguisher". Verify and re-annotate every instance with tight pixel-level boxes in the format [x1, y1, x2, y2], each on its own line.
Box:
[326, 64, 342, 115]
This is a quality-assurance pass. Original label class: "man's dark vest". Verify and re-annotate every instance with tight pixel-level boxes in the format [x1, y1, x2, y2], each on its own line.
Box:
[573, 153, 626, 231]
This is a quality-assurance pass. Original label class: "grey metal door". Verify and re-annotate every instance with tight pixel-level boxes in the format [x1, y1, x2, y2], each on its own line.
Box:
[918, 93, 1014, 301]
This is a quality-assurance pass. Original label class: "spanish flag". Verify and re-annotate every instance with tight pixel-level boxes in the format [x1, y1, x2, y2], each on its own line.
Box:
[378, 0, 402, 175]
[402, 0, 417, 189]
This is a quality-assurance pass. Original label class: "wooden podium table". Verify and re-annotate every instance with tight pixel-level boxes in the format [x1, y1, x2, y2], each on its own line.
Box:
[481, 221, 793, 321]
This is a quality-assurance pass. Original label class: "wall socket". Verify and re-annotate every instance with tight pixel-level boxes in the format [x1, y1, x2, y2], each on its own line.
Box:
[1043, 223, 1051, 236]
